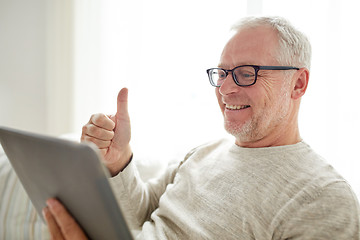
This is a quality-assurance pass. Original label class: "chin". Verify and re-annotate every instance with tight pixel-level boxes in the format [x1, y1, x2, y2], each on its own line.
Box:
[224, 119, 258, 142]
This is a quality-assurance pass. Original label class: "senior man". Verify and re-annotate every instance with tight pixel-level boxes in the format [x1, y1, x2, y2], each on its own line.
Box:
[43, 16, 360, 239]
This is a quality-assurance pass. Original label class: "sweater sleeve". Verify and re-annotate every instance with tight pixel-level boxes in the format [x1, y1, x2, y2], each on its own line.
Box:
[278, 181, 360, 240]
[109, 160, 180, 228]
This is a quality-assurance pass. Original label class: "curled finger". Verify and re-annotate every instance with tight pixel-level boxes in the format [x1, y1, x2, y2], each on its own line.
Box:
[82, 135, 112, 149]
[82, 124, 114, 141]
[90, 113, 115, 130]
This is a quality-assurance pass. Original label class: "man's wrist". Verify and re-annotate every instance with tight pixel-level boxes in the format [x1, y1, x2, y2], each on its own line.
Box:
[120, 153, 133, 172]
[109, 147, 133, 177]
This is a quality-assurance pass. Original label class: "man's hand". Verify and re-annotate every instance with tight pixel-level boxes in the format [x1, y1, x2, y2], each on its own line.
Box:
[43, 198, 88, 240]
[81, 88, 132, 176]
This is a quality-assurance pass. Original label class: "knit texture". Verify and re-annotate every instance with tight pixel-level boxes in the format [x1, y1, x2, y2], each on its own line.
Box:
[112, 139, 360, 239]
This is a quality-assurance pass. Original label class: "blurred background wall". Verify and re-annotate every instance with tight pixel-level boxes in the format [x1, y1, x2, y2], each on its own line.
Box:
[0, 0, 73, 136]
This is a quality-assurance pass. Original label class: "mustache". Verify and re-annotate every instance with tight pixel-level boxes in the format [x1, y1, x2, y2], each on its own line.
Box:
[221, 96, 252, 105]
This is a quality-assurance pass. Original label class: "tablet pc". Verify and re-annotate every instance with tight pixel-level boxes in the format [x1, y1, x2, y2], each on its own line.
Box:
[0, 126, 133, 240]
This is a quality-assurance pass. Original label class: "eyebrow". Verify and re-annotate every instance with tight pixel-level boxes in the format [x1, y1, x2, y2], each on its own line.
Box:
[218, 63, 259, 69]
[217, 63, 231, 69]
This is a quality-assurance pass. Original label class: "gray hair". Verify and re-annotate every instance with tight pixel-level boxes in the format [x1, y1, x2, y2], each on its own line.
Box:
[231, 16, 312, 70]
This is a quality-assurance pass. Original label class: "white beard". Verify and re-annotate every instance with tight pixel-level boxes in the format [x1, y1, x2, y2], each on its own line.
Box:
[224, 82, 291, 143]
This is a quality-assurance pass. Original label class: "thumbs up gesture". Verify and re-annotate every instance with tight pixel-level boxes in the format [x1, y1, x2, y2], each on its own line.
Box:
[81, 88, 132, 176]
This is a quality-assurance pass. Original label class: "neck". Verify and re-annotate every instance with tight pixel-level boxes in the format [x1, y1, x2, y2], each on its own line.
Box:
[235, 124, 301, 148]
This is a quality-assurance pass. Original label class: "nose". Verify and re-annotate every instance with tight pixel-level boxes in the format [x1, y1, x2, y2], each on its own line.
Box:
[218, 74, 241, 96]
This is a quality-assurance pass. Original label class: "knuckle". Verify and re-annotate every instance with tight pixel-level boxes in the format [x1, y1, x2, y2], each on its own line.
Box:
[89, 113, 98, 124]
[98, 115, 108, 126]
[95, 113, 115, 130]
[91, 125, 102, 138]
[83, 135, 95, 144]
[92, 113, 106, 126]
[109, 130, 115, 139]
[83, 136, 110, 149]
[90, 113, 100, 120]
[81, 124, 88, 134]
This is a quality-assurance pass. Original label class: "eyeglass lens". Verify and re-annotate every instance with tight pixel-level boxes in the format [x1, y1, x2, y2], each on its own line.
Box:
[209, 66, 257, 87]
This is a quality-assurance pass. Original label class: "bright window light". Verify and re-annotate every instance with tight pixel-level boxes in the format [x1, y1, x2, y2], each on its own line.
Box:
[73, 0, 359, 196]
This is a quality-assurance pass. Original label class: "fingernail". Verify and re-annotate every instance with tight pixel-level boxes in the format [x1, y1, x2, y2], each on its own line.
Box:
[46, 198, 56, 208]
[42, 207, 49, 219]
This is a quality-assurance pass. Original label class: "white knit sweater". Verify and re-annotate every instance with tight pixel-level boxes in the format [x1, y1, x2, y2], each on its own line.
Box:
[111, 139, 360, 239]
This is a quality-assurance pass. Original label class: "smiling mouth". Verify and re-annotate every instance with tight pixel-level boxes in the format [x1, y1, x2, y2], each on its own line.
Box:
[225, 104, 251, 110]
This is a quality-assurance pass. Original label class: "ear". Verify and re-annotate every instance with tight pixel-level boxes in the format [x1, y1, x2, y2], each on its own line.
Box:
[291, 68, 309, 100]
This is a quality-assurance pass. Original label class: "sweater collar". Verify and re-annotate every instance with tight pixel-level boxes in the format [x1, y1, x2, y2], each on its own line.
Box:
[228, 140, 309, 157]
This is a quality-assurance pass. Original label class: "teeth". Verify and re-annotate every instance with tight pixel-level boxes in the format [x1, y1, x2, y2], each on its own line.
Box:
[226, 105, 250, 110]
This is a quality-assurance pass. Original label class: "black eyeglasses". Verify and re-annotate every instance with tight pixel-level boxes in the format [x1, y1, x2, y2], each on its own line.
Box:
[206, 65, 300, 87]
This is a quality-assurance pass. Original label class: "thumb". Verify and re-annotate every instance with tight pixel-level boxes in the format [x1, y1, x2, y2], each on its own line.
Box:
[106, 88, 132, 174]
[116, 88, 129, 120]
